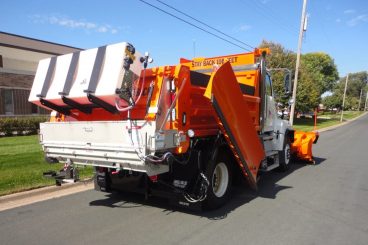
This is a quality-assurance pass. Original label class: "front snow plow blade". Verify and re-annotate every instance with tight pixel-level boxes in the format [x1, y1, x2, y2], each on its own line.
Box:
[291, 131, 319, 163]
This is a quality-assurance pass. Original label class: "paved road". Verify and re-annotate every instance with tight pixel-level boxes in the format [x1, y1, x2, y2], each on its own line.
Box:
[1, 114, 368, 245]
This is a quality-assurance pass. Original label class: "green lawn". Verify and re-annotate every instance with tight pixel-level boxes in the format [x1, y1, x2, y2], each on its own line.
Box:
[293, 111, 365, 132]
[0, 135, 93, 196]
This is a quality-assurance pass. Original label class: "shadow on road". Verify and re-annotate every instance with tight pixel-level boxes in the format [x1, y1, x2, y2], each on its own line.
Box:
[313, 157, 326, 165]
[89, 160, 325, 220]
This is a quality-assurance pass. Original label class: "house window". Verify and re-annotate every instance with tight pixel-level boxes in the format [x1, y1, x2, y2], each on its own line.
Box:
[4, 89, 14, 115]
[0, 55, 3, 68]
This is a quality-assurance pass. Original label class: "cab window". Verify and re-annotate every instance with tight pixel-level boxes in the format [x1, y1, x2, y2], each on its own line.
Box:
[265, 74, 272, 96]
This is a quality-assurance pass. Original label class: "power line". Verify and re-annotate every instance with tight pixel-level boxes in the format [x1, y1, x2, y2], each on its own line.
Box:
[137, 0, 253, 51]
[155, 0, 255, 50]
[250, 0, 299, 34]
[308, 1, 335, 52]
[242, 0, 298, 37]
[251, 0, 299, 31]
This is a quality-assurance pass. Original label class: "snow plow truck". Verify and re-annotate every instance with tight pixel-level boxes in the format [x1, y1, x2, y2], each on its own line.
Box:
[29, 42, 318, 210]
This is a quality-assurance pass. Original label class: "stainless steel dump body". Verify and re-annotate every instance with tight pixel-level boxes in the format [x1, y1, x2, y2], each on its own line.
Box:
[39, 120, 177, 176]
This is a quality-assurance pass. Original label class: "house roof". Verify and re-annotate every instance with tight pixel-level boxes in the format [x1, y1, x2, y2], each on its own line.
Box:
[0, 32, 83, 74]
[0, 31, 82, 55]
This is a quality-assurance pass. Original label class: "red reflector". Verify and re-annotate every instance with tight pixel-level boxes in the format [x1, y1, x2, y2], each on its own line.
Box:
[149, 175, 158, 182]
[125, 125, 142, 130]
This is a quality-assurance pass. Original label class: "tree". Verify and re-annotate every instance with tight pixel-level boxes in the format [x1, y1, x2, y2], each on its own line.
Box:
[345, 96, 359, 110]
[322, 93, 342, 110]
[258, 40, 333, 112]
[302, 53, 339, 94]
[258, 40, 296, 107]
[332, 71, 368, 110]
[295, 68, 320, 112]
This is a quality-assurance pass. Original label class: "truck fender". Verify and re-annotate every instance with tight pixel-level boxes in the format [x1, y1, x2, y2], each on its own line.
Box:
[273, 119, 294, 151]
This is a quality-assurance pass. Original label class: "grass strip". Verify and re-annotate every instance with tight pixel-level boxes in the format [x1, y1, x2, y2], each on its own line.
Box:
[293, 111, 364, 132]
[0, 135, 93, 196]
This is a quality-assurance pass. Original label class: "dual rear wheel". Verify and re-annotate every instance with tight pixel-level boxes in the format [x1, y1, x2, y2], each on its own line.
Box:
[205, 152, 232, 209]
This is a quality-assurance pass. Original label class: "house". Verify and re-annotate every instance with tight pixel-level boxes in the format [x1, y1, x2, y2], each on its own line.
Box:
[0, 32, 81, 117]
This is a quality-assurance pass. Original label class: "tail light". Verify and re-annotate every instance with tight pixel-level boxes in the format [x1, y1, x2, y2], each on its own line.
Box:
[149, 175, 158, 182]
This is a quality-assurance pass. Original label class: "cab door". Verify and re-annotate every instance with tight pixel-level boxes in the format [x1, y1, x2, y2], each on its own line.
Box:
[263, 73, 277, 132]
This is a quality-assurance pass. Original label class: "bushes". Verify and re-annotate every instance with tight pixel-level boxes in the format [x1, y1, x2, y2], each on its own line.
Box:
[0, 116, 49, 136]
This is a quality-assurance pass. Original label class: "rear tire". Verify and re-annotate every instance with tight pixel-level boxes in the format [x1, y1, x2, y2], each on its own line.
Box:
[94, 168, 111, 192]
[204, 151, 232, 209]
[279, 139, 291, 171]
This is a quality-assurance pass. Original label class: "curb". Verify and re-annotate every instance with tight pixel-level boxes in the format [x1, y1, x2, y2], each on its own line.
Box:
[0, 179, 94, 212]
[316, 112, 367, 133]
[0, 178, 93, 203]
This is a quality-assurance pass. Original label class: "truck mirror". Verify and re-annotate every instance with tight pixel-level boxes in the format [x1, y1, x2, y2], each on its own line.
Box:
[288, 98, 294, 106]
[284, 73, 291, 95]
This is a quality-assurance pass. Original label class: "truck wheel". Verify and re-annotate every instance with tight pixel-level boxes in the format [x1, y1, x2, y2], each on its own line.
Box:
[205, 152, 232, 209]
[279, 139, 291, 171]
[94, 168, 111, 192]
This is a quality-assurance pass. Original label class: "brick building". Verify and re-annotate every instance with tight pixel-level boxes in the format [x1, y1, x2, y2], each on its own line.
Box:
[0, 32, 81, 117]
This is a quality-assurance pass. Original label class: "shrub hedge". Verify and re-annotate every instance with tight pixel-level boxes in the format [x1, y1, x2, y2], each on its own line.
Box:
[0, 116, 49, 136]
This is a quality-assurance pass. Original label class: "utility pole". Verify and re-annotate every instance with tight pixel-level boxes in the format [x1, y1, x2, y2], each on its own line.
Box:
[340, 74, 349, 122]
[358, 89, 363, 111]
[365, 91, 368, 111]
[289, 0, 308, 126]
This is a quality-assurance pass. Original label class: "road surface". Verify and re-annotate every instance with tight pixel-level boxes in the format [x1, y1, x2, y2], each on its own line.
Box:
[1, 114, 368, 245]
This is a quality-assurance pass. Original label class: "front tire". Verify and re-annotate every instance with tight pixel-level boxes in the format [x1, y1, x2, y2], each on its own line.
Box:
[205, 152, 232, 209]
[279, 139, 291, 171]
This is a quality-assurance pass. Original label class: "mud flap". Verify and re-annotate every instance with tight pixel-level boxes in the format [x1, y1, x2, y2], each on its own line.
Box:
[204, 62, 265, 189]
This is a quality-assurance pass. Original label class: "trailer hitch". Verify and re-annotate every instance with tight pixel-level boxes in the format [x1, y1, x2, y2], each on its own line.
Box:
[43, 161, 79, 186]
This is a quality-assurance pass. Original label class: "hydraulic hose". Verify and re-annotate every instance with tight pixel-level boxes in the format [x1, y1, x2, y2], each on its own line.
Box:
[115, 68, 147, 112]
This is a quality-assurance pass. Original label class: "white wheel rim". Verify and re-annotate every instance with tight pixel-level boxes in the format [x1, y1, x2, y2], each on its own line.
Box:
[285, 144, 291, 165]
[212, 162, 229, 197]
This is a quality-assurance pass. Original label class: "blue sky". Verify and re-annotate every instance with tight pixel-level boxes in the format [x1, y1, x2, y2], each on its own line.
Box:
[1, 0, 367, 77]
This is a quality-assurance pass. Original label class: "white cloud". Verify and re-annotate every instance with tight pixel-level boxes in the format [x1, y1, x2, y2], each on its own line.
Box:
[347, 14, 368, 26]
[97, 26, 108, 33]
[236, 24, 252, 32]
[344, 9, 356, 14]
[86, 23, 97, 29]
[31, 15, 120, 34]
[240, 24, 251, 31]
